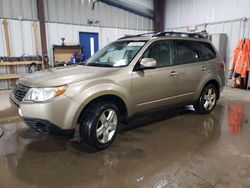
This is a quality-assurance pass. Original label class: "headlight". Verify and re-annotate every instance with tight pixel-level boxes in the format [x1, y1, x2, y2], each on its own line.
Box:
[23, 85, 67, 102]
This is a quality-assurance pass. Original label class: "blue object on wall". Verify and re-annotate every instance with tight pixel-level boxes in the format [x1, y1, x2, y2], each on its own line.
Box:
[79, 32, 99, 60]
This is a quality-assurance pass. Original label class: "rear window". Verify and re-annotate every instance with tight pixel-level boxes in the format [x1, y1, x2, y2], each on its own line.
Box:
[174, 40, 217, 65]
[198, 42, 217, 61]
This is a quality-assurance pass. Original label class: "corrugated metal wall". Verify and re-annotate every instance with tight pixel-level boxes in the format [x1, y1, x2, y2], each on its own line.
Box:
[44, 0, 153, 30]
[165, 0, 250, 29]
[0, 18, 39, 90]
[0, 19, 40, 56]
[0, 0, 37, 20]
[0, 0, 153, 30]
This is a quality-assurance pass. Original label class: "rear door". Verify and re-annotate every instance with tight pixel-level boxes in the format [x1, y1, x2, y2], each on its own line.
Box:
[172, 40, 211, 102]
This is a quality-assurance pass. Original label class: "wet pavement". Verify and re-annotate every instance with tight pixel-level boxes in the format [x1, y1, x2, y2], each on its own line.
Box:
[0, 88, 250, 188]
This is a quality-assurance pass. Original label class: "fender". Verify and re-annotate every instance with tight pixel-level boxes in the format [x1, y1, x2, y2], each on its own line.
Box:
[68, 83, 133, 129]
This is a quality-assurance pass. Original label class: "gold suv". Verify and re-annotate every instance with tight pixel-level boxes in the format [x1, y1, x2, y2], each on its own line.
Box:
[10, 32, 225, 151]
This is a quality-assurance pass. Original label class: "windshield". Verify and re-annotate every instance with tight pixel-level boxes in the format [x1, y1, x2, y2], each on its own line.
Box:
[85, 41, 145, 67]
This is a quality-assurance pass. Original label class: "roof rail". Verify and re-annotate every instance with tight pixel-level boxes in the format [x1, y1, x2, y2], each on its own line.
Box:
[118, 30, 209, 40]
[153, 30, 209, 39]
[118, 32, 156, 39]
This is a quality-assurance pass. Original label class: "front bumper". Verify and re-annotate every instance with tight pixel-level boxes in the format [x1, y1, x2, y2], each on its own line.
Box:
[10, 91, 80, 130]
[23, 117, 74, 136]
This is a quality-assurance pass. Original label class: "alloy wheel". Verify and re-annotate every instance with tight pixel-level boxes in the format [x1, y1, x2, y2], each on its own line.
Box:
[203, 88, 216, 110]
[96, 109, 118, 144]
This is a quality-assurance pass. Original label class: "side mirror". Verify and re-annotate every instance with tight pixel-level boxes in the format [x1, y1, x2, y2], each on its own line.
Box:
[140, 58, 157, 69]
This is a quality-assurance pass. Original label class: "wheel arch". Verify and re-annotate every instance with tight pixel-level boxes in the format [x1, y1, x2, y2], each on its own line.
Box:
[203, 79, 220, 99]
[195, 79, 220, 101]
[76, 94, 128, 126]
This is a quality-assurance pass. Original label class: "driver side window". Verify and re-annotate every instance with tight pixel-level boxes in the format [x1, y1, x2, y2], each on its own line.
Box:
[143, 40, 173, 68]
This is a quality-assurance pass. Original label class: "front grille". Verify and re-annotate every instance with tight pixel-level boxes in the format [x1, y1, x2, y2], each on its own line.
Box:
[13, 83, 30, 101]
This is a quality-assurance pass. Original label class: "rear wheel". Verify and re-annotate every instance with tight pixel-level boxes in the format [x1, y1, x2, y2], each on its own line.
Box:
[194, 84, 218, 114]
[79, 101, 120, 151]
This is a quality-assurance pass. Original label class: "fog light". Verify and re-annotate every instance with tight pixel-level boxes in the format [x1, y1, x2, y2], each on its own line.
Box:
[18, 108, 23, 117]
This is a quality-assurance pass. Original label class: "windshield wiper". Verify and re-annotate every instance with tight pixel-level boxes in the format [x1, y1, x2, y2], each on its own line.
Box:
[77, 61, 87, 65]
[86, 63, 114, 67]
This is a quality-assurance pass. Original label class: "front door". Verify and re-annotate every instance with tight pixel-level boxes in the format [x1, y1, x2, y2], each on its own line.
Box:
[132, 40, 181, 112]
[79, 32, 99, 59]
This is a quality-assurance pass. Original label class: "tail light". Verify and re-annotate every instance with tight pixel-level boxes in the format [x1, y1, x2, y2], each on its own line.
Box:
[219, 61, 225, 71]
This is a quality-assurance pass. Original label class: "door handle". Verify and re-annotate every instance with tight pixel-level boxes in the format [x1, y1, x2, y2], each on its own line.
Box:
[170, 71, 179, 76]
[202, 66, 207, 71]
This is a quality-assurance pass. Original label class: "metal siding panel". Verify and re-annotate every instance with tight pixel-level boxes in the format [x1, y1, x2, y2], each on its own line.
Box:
[145, 17, 151, 31]
[0, 0, 3, 18]
[0, 0, 36, 20]
[65, 24, 74, 44]
[44, 0, 49, 21]
[139, 16, 144, 30]
[21, 0, 33, 19]
[99, 3, 106, 27]
[132, 14, 138, 30]
[102, 27, 109, 46]
[165, 0, 250, 29]
[30, 0, 38, 20]
[57, 0, 66, 23]
[244, 20, 250, 38]
[194, 0, 214, 24]
[2, 0, 13, 18]
[111, 6, 118, 28]
[85, 0, 91, 25]
[46, 22, 59, 65]
[11, 0, 22, 19]
[48, 0, 58, 22]
[223, 22, 233, 70]
[105, 4, 112, 27]
[143, 17, 148, 31]
[9, 20, 23, 56]
[22, 21, 35, 55]
[72, 0, 79, 24]
[93, 0, 101, 26]
[122, 9, 128, 29]
[67, 0, 73, 23]
[247, 20, 250, 38]
[150, 19, 153, 31]
[127, 12, 133, 29]
[0, 19, 6, 56]
[45, 22, 52, 65]
[116, 7, 123, 28]
[79, 0, 86, 25]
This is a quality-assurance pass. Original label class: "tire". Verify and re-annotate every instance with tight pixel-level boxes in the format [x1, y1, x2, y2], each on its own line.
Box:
[193, 84, 218, 114]
[79, 101, 120, 151]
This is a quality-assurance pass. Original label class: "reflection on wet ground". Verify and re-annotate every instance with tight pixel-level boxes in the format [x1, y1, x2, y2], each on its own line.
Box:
[0, 91, 250, 188]
[226, 103, 245, 135]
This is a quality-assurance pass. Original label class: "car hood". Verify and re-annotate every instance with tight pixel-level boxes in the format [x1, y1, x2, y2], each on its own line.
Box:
[18, 65, 121, 87]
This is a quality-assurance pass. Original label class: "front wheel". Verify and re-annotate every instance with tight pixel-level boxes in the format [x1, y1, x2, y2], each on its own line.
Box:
[79, 101, 120, 151]
[194, 84, 218, 114]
